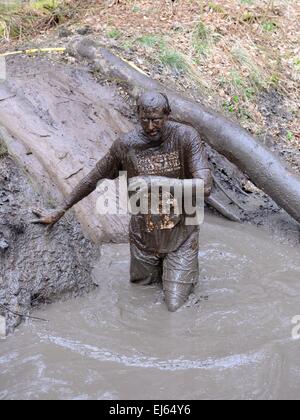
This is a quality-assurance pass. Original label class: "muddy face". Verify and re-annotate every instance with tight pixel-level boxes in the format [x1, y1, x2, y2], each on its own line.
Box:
[139, 108, 167, 142]
[137, 91, 170, 142]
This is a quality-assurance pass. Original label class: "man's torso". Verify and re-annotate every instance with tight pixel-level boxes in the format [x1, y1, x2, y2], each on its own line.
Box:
[112, 121, 203, 254]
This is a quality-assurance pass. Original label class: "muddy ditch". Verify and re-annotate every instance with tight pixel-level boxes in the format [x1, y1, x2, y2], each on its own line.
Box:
[0, 52, 299, 336]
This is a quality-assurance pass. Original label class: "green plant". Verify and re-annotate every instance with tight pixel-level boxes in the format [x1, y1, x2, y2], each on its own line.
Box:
[269, 74, 280, 86]
[223, 101, 235, 113]
[193, 21, 211, 59]
[136, 35, 165, 48]
[222, 98, 252, 120]
[294, 58, 300, 71]
[219, 68, 261, 106]
[208, 2, 225, 13]
[135, 34, 187, 72]
[132, 5, 141, 13]
[194, 21, 209, 43]
[241, 11, 256, 23]
[0, 0, 75, 41]
[159, 49, 187, 71]
[31, 0, 59, 11]
[231, 47, 265, 91]
[122, 40, 134, 50]
[262, 21, 278, 32]
[0, 137, 8, 157]
[0, 3, 19, 14]
[230, 70, 244, 89]
[233, 95, 239, 104]
[287, 131, 294, 142]
[107, 27, 122, 39]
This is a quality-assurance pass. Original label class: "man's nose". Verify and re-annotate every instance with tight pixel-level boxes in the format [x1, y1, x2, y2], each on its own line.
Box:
[148, 120, 154, 131]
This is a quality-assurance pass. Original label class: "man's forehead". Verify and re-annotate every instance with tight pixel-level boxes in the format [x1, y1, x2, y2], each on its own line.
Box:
[139, 107, 165, 118]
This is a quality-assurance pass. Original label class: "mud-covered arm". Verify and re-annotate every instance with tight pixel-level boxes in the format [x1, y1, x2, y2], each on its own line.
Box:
[185, 131, 212, 198]
[63, 143, 120, 210]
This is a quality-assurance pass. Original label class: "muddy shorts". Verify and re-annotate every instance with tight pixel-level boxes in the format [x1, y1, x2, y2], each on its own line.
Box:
[130, 228, 200, 311]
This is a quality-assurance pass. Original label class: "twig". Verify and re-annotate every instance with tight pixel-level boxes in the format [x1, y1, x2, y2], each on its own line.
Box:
[0, 303, 48, 323]
[29, 131, 51, 138]
[0, 95, 16, 102]
[234, 183, 250, 197]
[65, 167, 83, 180]
[212, 173, 247, 211]
[54, 95, 91, 106]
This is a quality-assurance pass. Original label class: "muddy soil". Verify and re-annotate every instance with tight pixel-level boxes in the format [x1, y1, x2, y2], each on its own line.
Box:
[258, 89, 300, 173]
[0, 156, 99, 334]
[0, 54, 133, 244]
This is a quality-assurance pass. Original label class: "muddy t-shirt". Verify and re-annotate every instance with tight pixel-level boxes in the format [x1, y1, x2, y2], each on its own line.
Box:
[96, 121, 210, 253]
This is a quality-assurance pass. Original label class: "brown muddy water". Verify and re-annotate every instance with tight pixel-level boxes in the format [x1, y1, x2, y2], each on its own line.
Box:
[1, 214, 300, 400]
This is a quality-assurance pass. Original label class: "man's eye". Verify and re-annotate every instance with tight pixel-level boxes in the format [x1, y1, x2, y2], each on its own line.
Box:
[153, 119, 161, 124]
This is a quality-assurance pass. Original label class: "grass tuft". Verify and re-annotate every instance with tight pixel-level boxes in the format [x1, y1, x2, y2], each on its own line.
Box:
[0, 0, 78, 41]
[107, 27, 122, 40]
[192, 21, 211, 59]
[136, 35, 165, 48]
[0, 137, 8, 157]
[208, 2, 225, 13]
[159, 48, 187, 71]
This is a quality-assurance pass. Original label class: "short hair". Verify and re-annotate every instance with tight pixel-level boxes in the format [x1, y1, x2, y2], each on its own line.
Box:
[137, 91, 171, 115]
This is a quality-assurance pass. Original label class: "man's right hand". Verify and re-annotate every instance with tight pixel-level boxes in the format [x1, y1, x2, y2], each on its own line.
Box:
[30, 208, 66, 227]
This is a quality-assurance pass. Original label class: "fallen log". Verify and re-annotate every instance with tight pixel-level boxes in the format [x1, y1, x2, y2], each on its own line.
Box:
[67, 37, 300, 225]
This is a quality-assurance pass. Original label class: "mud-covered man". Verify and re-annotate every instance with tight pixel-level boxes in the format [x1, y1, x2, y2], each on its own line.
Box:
[33, 91, 212, 311]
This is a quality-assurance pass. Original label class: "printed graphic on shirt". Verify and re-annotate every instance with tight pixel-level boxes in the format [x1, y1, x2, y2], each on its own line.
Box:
[135, 150, 181, 176]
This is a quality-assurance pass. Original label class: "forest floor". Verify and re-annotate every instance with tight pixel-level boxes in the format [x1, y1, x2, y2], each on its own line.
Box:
[1, 0, 299, 170]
